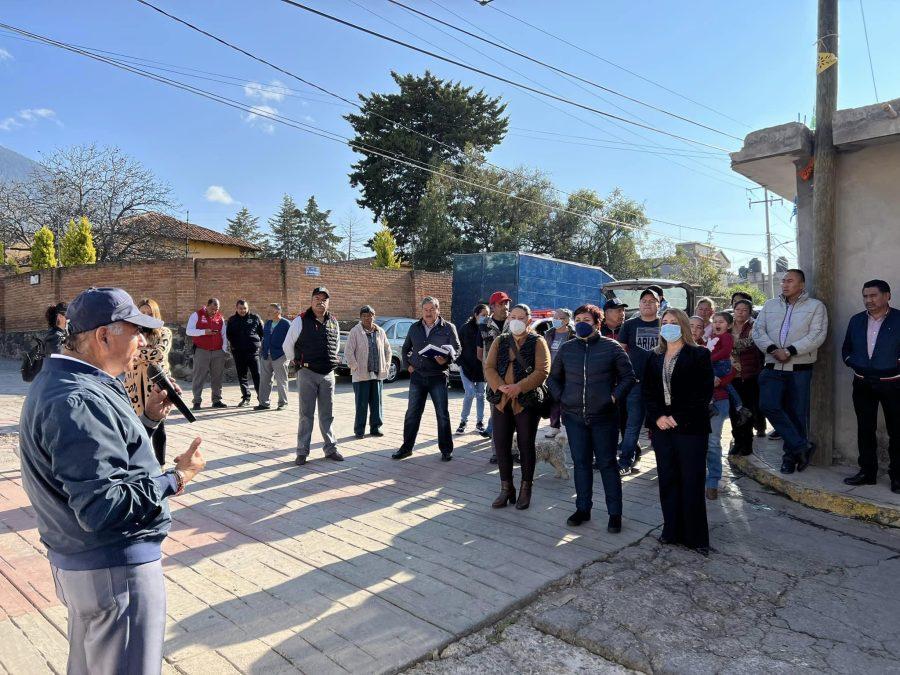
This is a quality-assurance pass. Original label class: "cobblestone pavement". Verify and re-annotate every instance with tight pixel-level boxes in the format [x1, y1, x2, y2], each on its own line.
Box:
[410, 474, 900, 674]
[0, 362, 665, 674]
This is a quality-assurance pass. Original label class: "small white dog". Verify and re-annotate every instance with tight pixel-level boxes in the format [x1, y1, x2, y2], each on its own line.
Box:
[514, 429, 570, 479]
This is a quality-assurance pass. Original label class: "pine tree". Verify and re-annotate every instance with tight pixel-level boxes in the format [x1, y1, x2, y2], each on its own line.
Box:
[60, 216, 98, 267]
[267, 194, 302, 259]
[225, 207, 267, 255]
[297, 196, 342, 262]
[31, 225, 57, 269]
[371, 221, 401, 269]
[411, 174, 459, 271]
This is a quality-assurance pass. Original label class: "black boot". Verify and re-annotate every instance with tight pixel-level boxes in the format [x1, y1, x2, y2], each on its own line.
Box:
[492, 481, 516, 508]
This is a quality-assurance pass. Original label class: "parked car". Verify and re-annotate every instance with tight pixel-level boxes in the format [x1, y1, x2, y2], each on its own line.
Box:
[602, 279, 697, 318]
[336, 316, 417, 384]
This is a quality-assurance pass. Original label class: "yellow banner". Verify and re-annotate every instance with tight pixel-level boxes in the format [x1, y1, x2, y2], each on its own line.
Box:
[817, 52, 837, 74]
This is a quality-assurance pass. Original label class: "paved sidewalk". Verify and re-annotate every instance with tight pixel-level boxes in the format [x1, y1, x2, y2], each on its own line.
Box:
[0, 362, 666, 674]
[731, 437, 900, 528]
[411, 474, 900, 674]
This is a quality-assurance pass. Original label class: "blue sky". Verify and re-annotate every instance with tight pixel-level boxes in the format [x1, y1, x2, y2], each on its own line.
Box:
[2, 0, 898, 270]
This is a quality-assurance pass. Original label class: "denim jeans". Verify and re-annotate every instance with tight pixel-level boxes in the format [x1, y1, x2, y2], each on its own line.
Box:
[352, 379, 383, 435]
[707, 398, 729, 489]
[563, 413, 622, 516]
[618, 383, 644, 469]
[758, 367, 813, 460]
[400, 372, 453, 455]
[459, 370, 485, 425]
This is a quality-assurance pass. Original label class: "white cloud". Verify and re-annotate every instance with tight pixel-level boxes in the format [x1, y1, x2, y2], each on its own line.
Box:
[204, 185, 236, 205]
[243, 80, 286, 102]
[19, 108, 57, 122]
[303, 114, 316, 124]
[1, 108, 61, 131]
[243, 105, 277, 134]
[0, 48, 12, 61]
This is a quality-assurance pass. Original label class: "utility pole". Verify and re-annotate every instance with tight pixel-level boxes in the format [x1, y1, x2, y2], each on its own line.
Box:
[810, 0, 838, 465]
[747, 187, 782, 298]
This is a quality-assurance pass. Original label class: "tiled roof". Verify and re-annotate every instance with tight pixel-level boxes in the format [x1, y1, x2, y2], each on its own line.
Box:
[124, 212, 262, 251]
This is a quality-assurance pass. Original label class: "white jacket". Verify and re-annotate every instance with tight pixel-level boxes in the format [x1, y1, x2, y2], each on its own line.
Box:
[752, 292, 828, 370]
[345, 323, 393, 382]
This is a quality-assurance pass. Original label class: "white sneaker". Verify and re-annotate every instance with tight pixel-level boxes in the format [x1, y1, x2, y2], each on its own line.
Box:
[544, 427, 560, 439]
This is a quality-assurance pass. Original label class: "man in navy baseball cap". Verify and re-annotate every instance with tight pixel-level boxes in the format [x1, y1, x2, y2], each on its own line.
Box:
[67, 286, 164, 334]
[18, 286, 205, 673]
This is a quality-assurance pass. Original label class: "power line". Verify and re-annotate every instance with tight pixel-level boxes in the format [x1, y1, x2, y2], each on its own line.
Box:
[480, 1, 753, 130]
[337, 0, 756, 188]
[859, 0, 879, 101]
[509, 127, 723, 155]
[386, 0, 742, 141]
[363, 0, 753, 188]
[0, 21, 770, 260]
[507, 133, 725, 159]
[129, 1, 756, 231]
[272, 0, 732, 152]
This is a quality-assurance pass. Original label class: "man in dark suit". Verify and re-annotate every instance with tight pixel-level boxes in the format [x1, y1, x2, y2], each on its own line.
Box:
[842, 280, 899, 493]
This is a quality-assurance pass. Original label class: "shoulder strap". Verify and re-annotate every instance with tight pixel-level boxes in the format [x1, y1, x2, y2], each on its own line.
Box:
[508, 335, 533, 374]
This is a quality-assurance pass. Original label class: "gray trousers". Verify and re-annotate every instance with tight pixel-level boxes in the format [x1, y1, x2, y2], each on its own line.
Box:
[51, 560, 166, 675]
[296, 368, 337, 457]
[259, 355, 289, 406]
[191, 348, 225, 405]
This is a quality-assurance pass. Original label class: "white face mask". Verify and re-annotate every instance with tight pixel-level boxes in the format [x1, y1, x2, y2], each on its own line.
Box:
[508, 319, 527, 335]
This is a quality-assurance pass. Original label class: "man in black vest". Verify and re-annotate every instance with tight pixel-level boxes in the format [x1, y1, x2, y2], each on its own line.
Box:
[392, 296, 461, 461]
[282, 287, 344, 465]
[225, 299, 264, 407]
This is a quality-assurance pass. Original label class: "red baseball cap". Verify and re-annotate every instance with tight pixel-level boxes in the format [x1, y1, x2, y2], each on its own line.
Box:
[489, 291, 511, 305]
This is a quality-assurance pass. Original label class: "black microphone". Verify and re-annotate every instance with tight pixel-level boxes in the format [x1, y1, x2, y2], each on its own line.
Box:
[147, 363, 196, 423]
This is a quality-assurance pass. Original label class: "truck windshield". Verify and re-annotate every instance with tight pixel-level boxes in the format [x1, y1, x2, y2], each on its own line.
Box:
[611, 286, 689, 312]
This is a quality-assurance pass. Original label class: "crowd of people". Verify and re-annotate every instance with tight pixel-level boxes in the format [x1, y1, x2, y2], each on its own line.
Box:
[16, 272, 898, 672]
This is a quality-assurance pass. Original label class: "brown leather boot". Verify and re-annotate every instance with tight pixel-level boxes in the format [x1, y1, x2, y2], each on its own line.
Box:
[515, 480, 532, 510]
[492, 481, 516, 508]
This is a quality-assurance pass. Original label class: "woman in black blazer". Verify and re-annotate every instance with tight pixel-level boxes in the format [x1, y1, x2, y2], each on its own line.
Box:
[643, 308, 715, 555]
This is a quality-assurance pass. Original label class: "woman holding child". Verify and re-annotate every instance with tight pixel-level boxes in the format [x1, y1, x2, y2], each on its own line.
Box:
[729, 299, 764, 456]
[704, 312, 739, 500]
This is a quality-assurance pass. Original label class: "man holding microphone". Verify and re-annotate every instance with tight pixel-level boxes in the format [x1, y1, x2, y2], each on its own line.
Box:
[18, 287, 206, 675]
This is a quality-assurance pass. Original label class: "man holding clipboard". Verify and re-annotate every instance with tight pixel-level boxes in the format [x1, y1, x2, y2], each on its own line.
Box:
[392, 296, 461, 461]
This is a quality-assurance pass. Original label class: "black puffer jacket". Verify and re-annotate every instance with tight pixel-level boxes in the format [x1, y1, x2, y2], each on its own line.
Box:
[42, 327, 67, 356]
[457, 318, 484, 382]
[548, 333, 636, 423]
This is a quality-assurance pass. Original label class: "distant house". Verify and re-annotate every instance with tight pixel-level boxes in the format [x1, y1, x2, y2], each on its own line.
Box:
[642, 241, 732, 278]
[124, 212, 262, 258]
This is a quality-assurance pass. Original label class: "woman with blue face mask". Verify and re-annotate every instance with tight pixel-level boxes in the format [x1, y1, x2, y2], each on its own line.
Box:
[543, 308, 575, 439]
[547, 304, 636, 534]
[484, 304, 550, 510]
[456, 304, 490, 435]
[642, 308, 715, 556]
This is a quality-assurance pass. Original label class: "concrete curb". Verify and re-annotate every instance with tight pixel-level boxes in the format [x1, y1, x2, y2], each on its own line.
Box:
[729, 454, 900, 529]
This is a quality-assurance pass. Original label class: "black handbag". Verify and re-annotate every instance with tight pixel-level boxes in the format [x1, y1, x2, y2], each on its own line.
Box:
[509, 336, 553, 419]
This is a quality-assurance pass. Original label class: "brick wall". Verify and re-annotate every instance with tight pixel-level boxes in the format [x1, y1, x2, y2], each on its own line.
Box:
[0, 259, 453, 332]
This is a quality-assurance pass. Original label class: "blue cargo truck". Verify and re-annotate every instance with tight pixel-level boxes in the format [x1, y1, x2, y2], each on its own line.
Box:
[451, 252, 615, 328]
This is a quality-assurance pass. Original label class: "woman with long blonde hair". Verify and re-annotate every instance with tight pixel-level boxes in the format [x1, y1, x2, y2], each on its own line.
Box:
[125, 298, 173, 466]
[642, 308, 714, 555]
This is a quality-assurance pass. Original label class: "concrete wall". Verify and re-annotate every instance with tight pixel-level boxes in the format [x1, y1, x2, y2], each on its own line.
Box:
[831, 141, 900, 468]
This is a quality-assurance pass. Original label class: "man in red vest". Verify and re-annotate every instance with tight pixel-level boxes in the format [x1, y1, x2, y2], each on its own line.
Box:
[187, 298, 228, 410]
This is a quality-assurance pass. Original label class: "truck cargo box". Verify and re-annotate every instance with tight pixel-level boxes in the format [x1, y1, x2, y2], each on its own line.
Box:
[451, 252, 615, 328]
